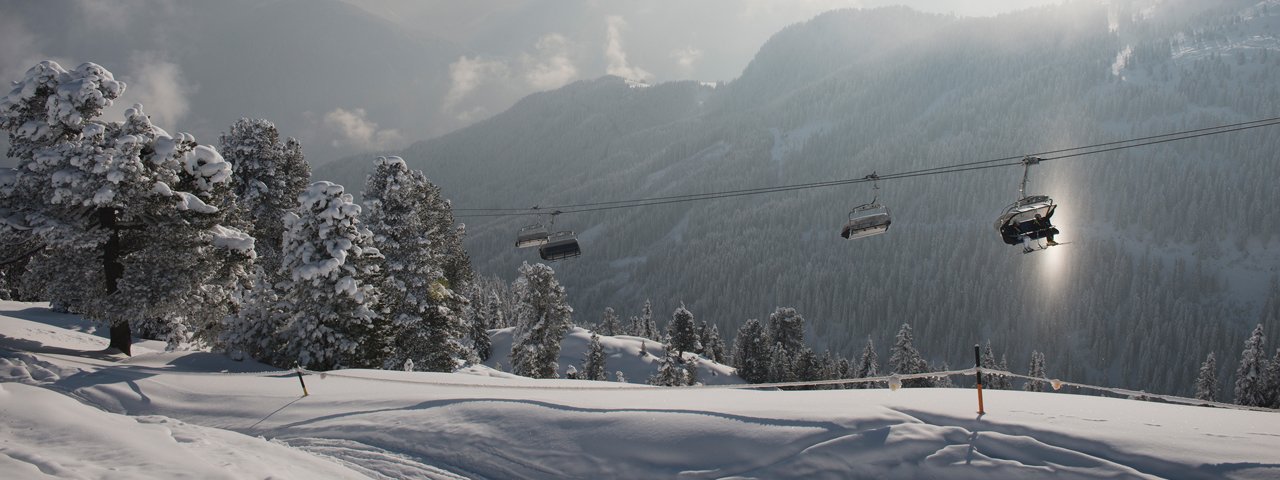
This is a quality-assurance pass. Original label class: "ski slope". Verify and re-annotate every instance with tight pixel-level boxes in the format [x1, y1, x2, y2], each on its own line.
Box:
[2, 301, 1278, 479]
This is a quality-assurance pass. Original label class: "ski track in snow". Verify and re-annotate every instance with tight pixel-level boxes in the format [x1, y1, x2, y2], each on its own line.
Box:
[4, 301, 1280, 479]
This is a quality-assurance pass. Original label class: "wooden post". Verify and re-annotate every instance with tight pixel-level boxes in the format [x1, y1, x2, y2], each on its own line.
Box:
[974, 344, 985, 415]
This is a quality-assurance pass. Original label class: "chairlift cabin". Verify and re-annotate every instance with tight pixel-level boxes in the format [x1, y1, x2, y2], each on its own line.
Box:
[515, 223, 549, 248]
[539, 231, 581, 261]
[841, 203, 892, 240]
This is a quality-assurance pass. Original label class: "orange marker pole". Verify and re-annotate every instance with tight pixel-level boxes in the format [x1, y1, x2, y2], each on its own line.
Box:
[294, 364, 309, 397]
[974, 344, 985, 415]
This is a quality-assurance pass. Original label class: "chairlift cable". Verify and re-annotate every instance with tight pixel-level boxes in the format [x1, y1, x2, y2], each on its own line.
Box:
[454, 116, 1280, 218]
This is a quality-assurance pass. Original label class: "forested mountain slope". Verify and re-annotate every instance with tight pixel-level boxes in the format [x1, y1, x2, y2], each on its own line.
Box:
[317, 0, 1280, 398]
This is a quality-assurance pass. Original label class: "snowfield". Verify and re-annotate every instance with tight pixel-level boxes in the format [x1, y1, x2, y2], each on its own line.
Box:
[2, 301, 1278, 479]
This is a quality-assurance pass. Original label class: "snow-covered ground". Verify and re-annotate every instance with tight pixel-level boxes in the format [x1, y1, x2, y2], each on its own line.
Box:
[2, 300, 1279, 479]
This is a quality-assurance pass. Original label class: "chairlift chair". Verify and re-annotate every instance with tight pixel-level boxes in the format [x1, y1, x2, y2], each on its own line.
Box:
[539, 231, 581, 261]
[841, 172, 892, 240]
[841, 203, 892, 240]
[995, 157, 1061, 248]
[515, 223, 550, 248]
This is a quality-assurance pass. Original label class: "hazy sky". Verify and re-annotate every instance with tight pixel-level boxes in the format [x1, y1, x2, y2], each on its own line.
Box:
[0, 0, 1070, 166]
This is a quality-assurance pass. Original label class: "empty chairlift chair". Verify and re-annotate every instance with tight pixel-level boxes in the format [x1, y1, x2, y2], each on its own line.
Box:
[841, 172, 892, 240]
[515, 222, 550, 248]
[842, 203, 892, 240]
[539, 231, 581, 261]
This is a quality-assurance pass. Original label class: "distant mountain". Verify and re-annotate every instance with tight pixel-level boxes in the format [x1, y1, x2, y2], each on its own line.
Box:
[316, 0, 1280, 399]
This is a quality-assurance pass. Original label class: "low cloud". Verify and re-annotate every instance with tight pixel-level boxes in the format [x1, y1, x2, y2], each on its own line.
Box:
[320, 107, 405, 151]
[443, 56, 509, 113]
[442, 34, 581, 124]
[670, 47, 704, 70]
[122, 53, 193, 127]
[522, 34, 578, 90]
[604, 16, 652, 81]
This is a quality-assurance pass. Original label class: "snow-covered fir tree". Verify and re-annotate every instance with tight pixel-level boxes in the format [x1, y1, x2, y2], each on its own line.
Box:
[1235, 324, 1269, 406]
[731, 318, 771, 383]
[583, 333, 606, 381]
[982, 341, 1012, 390]
[0, 61, 253, 354]
[767, 342, 796, 384]
[996, 355, 1013, 390]
[469, 295, 492, 362]
[1023, 351, 1047, 392]
[277, 181, 385, 370]
[1194, 352, 1219, 402]
[889, 323, 930, 388]
[855, 336, 880, 389]
[365, 156, 467, 372]
[633, 299, 658, 340]
[793, 347, 821, 388]
[817, 350, 838, 390]
[767, 307, 805, 358]
[934, 362, 956, 388]
[1262, 349, 1280, 409]
[667, 303, 701, 356]
[702, 322, 727, 364]
[218, 117, 310, 282]
[684, 355, 700, 386]
[649, 343, 688, 386]
[598, 307, 620, 336]
[509, 262, 573, 379]
[836, 357, 854, 389]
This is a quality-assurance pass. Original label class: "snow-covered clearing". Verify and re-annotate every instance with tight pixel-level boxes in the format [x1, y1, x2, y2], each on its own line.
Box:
[2, 301, 1278, 479]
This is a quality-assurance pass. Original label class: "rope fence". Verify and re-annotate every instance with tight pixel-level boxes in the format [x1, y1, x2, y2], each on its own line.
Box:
[9, 346, 1275, 413]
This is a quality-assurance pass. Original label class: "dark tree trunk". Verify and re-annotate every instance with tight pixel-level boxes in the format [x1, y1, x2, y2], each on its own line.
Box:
[100, 207, 131, 356]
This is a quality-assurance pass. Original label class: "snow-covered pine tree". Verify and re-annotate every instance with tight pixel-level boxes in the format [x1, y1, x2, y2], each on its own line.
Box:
[731, 318, 771, 383]
[1263, 349, 1280, 408]
[793, 347, 821, 389]
[855, 336, 880, 389]
[996, 355, 1013, 390]
[365, 156, 467, 372]
[509, 262, 573, 379]
[684, 355, 700, 386]
[1194, 352, 1218, 402]
[583, 333, 606, 381]
[768, 342, 797, 384]
[277, 181, 385, 370]
[1235, 324, 1269, 406]
[817, 350, 838, 390]
[767, 307, 805, 358]
[487, 292, 507, 330]
[889, 323, 930, 388]
[649, 343, 688, 386]
[1023, 351, 1046, 392]
[934, 362, 956, 388]
[0, 61, 254, 354]
[703, 323, 727, 364]
[615, 371, 627, 383]
[469, 299, 492, 362]
[836, 357, 854, 389]
[981, 341, 1011, 390]
[637, 299, 658, 340]
[218, 118, 310, 282]
[667, 303, 701, 356]
[599, 307, 619, 336]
